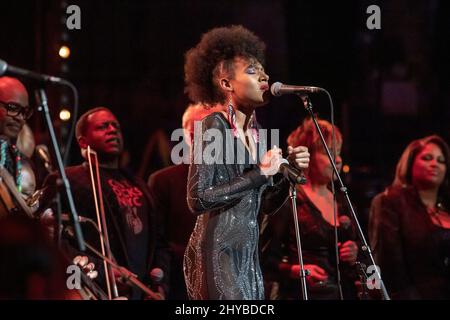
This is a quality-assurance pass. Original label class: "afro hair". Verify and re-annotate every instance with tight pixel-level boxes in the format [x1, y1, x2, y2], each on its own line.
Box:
[184, 25, 266, 106]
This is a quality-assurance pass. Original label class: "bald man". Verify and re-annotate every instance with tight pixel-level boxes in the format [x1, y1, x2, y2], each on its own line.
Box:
[0, 77, 32, 141]
[0, 77, 36, 212]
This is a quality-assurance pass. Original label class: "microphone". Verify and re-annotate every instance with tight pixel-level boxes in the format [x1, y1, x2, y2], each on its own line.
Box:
[150, 268, 165, 299]
[270, 82, 323, 96]
[338, 215, 354, 242]
[150, 268, 164, 284]
[0, 59, 64, 83]
[279, 159, 306, 184]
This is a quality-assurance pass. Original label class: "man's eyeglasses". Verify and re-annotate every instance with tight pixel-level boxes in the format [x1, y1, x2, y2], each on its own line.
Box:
[0, 101, 33, 120]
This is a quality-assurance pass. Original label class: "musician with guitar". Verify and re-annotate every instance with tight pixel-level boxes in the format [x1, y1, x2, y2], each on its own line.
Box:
[42, 107, 170, 300]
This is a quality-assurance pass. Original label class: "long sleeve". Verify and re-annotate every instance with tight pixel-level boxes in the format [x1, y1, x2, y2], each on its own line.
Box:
[369, 192, 420, 299]
[259, 173, 290, 216]
[187, 114, 268, 215]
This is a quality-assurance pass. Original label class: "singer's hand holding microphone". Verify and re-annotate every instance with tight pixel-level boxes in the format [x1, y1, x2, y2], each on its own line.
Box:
[259, 145, 309, 183]
[259, 146, 284, 177]
[287, 145, 310, 170]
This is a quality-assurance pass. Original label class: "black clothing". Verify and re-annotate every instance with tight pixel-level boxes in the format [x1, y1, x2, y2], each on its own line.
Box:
[261, 187, 359, 300]
[369, 185, 450, 299]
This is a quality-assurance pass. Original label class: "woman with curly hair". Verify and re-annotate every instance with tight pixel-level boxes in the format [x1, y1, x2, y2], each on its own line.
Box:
[183, 25, 310, 300]
[369, 135, 450, 299]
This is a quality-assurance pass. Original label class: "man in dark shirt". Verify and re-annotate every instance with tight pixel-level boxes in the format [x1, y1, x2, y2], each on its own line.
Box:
[43, 107, 169, 299]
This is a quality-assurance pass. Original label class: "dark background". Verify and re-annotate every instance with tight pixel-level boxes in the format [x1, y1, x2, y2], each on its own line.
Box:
[1, 0, 450, 225]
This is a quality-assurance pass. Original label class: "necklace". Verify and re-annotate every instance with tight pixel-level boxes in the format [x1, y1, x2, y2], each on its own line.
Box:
[0, 139, 23, 193]
[427, 203, 445, 227]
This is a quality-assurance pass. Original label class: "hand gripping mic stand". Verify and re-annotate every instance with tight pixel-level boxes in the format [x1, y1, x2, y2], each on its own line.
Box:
[299, 94, 390, 300]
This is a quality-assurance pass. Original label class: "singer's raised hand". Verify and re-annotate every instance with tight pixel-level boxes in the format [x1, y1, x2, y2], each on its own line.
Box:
[287, 145, 310, 170]
[259, 145, 283, 177]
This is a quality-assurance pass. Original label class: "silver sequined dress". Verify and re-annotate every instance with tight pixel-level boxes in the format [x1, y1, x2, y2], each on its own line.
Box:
[183, 112, 290, 300]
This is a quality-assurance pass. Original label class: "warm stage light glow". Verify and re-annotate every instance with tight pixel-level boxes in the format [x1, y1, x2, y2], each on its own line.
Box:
[59, 109, 71, 121]
[59, 46, 71, 59]
[342, 165, 350, 173]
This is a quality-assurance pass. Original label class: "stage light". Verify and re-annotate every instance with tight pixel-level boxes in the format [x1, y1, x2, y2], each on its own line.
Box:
[59, 45, 71, 59]
[59, 109, 71, 121]
[342, 165, 350, 173]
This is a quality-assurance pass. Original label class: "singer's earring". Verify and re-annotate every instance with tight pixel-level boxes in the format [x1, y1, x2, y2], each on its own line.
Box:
[250, 111, 259, 144]
[227, 95, 238, 138]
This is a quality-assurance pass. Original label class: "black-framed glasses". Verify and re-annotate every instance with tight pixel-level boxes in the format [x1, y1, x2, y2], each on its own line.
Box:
[0, 100, 33, 120]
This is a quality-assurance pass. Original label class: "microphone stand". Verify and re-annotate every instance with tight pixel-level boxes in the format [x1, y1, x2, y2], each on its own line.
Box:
[299, 94, 390, 300]
[289, 182, 309, 300]
[35, 88, 85, 251]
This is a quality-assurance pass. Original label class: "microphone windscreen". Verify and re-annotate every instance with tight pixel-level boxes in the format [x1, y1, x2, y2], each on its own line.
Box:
[150, 268, 164, 283]
[0, 59, 7, 76]
[270, 82, 283, 96]
[338, 215, 351, 229]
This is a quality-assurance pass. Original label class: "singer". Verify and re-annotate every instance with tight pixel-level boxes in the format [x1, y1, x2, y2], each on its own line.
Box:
[260, 117, 360, 300]
[182, 25, 310, 300]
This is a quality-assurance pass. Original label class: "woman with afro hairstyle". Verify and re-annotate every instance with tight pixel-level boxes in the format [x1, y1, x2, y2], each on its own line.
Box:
[183, 25, 310, 300]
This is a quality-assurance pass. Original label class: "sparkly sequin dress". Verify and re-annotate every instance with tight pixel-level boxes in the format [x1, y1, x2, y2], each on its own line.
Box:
[183, 112, 289, 300]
